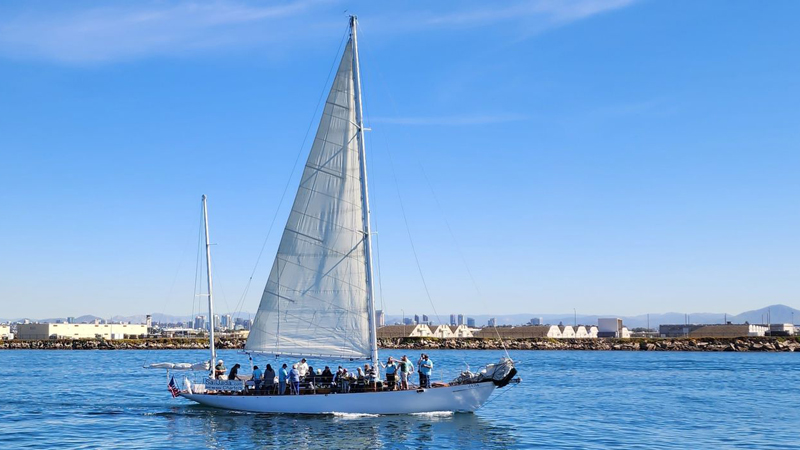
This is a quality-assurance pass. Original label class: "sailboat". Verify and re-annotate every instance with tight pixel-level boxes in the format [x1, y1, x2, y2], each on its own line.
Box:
[173, 16, 517, 414]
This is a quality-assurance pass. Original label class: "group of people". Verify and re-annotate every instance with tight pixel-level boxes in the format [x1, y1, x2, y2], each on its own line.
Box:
[213, 354, 434, 395]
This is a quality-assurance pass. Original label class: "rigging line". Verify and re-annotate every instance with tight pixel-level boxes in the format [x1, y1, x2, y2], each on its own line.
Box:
[417, 162, 509, 357]
[192, 202, 205, 326]
[232, 23, 352, 318]
[355, 26, 388, 317]
[358, 62, 386, 316]
[383, 127, 442, 327]
[359, 25, 506, 353]
[144, 208, 197, 368]
[358, 25, 442, 325]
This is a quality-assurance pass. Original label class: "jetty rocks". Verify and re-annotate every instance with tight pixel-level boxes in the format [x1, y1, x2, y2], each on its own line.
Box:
[378, 337, 800, 352]
[2, 336, 800, 351]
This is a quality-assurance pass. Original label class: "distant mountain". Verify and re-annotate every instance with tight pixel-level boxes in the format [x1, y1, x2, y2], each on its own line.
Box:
[385, 304, 800, 328]
[6, 304, 799, 327]
[731, 304, 800, 325]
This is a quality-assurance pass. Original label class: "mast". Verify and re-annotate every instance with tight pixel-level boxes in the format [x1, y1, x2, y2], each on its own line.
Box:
[202, 194, 217, 378]
[350, 16, 379, 371]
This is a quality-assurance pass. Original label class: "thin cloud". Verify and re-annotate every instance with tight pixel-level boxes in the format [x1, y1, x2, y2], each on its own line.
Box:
[370, 114, 529, 126]
[0, 0, 326, 63]
[0, 0, 639, 64]
[363, 0, 638, 38]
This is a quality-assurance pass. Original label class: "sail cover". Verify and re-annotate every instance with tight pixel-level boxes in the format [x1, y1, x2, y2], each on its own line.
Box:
[246, 39, 372, 359]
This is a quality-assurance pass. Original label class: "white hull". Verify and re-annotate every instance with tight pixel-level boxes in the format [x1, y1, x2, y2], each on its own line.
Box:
[181, 382, 497, 414]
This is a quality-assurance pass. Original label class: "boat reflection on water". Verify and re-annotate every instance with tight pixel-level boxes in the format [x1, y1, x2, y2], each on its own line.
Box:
[163, 404, 519, 448]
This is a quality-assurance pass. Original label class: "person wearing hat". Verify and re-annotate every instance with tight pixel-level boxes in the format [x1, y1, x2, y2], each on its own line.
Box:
[382, 357, 398, 390]
[214, 359, 226, 379]
[419, 354, 433, 388]
[289, 364, 301, 395]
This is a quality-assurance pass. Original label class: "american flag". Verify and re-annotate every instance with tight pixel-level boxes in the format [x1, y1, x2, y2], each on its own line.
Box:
[168, 376, 181, 398]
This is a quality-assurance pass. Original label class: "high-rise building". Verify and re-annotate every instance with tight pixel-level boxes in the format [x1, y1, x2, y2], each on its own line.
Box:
[530, 317, 542, 326]
[403, 318, 414, 325]
[213, 315, 221, 330]
[146, 315, 152, 328]
[450, 314, 457, 326]
[223, 314, 232, 330]
[67, 317, 75, 324]
[243, 319, 252, 330]
[488, 318, 496, 327]
[422, 315, 429, 324]
[375, 310, 385, 327]
[194, 316, 205, 331]
[457, 314, 465, 326]
[414, 314, 420, 325]
[467, 317, 476, 327]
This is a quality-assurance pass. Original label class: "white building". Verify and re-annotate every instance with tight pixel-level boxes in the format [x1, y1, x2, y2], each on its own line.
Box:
[598, 318, 629, 338]
[449, 325, 474, 338]
[16, 323, 148, 340]
[429, 325, 454, 338]
[769, 324, 795, 336]
[478, 325, 562, 339]
[0, 325, 11, 339]
[376, 324, 433, 338]
[558, 325, 576, 338]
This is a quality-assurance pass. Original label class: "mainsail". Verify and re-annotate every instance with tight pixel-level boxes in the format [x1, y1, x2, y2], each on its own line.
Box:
[246, 36, 374, 359]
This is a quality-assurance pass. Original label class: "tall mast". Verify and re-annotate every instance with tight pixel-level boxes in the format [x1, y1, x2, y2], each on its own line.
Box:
[202, 194, 217, 378]
[350, 16, 379, 371]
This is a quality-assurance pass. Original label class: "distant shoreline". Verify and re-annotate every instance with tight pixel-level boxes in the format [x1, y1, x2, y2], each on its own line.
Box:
[2, 337, 799, 352]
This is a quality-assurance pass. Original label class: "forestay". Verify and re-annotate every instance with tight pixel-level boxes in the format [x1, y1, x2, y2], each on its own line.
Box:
[246, 38, 372, 359]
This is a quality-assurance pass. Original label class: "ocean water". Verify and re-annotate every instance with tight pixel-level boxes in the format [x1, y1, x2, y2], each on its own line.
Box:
[1, 348, 798, 449]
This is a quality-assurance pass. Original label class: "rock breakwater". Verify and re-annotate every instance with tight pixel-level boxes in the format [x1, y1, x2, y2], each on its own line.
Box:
[2, 336, 799, 351]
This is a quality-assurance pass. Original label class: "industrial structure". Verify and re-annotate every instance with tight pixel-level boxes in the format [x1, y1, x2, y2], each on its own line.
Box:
[16, 323, 148, 340]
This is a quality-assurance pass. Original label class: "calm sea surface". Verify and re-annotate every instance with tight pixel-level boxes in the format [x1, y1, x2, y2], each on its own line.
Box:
[1, 349, 798, 449]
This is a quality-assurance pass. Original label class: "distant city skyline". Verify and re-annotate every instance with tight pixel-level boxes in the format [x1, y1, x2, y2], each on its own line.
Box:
[4, 304, 798, 330]
[2, 1, 800, 319]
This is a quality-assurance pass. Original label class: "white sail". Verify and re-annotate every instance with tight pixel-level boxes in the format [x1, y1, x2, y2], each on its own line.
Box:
[246, 38, 372, 359]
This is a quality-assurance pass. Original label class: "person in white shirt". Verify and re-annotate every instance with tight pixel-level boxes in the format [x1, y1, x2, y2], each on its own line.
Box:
[297, 358, 309, 378]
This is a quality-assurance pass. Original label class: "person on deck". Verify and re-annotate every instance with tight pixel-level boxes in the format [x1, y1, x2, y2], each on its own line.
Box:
[417, 354, 425, 388]
[398, 356, 414, 390]
[419, 354, 433, 388]
[338, 368, 350, 393]
[252, 365, 263, 390]
[356, 366, 365, 383]
[278, 363, 289, 395]
[264, 364, 276, 393]
[365, 363, 377, 391]
[383, 357, 398, 391]
[289, 364, 301, 395]
[321, 366, 333, 384]
[214, 360, 226, 379]
[306, 366, 316, 385]
[297, 358, 309, 378]
[228, 363, 241, 381]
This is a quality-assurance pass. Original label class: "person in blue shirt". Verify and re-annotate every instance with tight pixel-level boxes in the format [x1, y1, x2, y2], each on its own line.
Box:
[419, 354, 433, 388]
[289, 364, 301, 395]
[252, 365, 263, 391]
[278, 363, 289, 395]
[382, 357, 398, 391]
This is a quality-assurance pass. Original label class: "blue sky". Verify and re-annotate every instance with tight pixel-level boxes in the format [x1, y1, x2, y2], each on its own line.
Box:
[1, 0, 799, 320]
